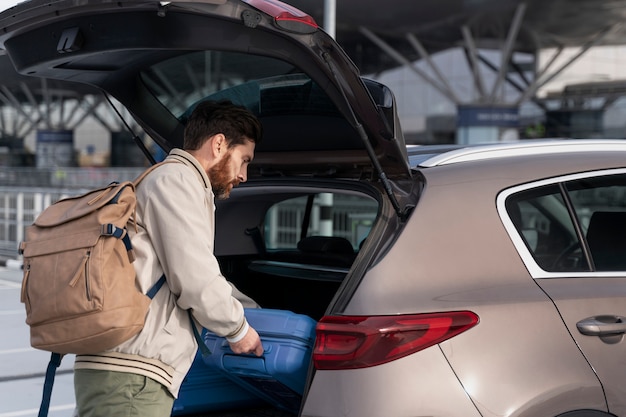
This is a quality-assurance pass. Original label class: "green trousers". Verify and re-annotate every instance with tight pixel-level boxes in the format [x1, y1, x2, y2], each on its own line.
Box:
[74, 369, 175, 417]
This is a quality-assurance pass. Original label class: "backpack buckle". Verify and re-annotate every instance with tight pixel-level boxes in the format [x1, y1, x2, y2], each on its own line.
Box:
[101, 224, 125, 239]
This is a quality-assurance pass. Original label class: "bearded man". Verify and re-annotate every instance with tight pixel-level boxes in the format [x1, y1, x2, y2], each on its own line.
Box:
[73, 100, 264, 417]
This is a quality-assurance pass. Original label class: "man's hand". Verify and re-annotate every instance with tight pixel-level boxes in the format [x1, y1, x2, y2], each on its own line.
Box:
[228, 326, 264, 356]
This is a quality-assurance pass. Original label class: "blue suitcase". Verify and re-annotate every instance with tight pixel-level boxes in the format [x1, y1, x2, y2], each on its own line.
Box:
[202, 309, 317, 413]
[172, 334, 264, 416]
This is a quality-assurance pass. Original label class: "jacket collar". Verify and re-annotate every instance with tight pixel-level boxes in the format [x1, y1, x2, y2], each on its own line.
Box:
[165, 148, 211, 189]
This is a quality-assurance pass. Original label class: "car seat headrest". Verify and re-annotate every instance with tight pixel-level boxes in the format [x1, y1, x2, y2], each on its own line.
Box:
[297, 236, 354, 254]
[586, 211, 626, 270]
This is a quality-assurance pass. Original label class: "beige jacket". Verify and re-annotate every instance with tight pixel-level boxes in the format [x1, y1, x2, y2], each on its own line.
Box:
[74, 149, 257, 397]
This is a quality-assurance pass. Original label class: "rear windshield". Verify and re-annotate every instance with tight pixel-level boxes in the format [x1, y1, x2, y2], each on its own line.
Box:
[140, 51, 342, 121]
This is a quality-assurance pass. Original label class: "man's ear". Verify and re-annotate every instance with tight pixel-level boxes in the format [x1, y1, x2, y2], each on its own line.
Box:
[210, 133, 226, 158]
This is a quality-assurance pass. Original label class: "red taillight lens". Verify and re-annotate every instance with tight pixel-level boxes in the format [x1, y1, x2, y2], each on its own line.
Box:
[313, 311, 479, 370]
[242, 0, 318, 33]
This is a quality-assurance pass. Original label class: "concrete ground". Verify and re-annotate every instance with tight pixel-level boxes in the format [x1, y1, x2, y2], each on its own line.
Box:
[0, 263, 294, 417]
[0, 265, 76, 417]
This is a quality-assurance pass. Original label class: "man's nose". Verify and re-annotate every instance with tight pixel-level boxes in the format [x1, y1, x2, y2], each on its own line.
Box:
[238, 168, 247, 183]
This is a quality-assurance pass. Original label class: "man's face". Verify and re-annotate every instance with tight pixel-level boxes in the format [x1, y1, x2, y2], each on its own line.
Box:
[208, 139, 256, 199]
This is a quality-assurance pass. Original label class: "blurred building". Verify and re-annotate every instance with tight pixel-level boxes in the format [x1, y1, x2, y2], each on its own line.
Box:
[1, 0, 626, 166]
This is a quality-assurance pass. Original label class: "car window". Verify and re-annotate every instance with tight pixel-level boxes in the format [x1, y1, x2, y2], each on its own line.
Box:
[505, 173, 626, 273]
[506, 184, 585, 272]
[566, 174, 626, 271]
[140, 50, 341, 121]
[264, 193, 378, 251]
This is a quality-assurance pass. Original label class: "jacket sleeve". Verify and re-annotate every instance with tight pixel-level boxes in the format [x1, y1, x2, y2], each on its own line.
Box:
[140, 166, 248, 339]
[229, 281, 261, 309]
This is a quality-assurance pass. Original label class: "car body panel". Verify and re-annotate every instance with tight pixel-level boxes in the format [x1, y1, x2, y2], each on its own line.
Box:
[342, 149, 626, 417]
[348, 149, 626, 315]
[302, 346, 482, 417]
[536, 277, 626, 417]
[493, 163, 626, 417]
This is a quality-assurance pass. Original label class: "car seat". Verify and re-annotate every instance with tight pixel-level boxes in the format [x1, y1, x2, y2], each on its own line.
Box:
[586, 211, 626, 271]
[296, 236, 356, 267]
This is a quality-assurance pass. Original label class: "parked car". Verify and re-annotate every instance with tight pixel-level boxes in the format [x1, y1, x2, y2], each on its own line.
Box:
[3, 1, 626, 417]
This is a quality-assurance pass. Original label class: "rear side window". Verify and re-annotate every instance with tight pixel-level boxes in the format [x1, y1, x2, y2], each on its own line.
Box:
[505, 172, 626, 273]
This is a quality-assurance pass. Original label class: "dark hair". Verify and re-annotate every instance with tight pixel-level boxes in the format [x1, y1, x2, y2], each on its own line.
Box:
[183, 100, 263, 151]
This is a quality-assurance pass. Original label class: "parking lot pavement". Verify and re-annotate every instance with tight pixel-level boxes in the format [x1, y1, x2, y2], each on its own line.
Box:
[0, 266, 76, 417]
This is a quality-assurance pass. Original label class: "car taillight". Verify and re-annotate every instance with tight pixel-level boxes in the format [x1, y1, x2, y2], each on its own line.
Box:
[242, 0, 318, 33]
[313, 311, 479, 370]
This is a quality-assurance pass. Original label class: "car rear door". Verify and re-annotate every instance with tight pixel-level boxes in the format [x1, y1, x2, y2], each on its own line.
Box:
[500, 169, 626, 416]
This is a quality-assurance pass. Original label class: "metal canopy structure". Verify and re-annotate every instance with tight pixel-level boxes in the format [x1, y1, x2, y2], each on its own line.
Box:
[289, 0, 626, 74]
[287, 0, 626, 108]
[0, 50, 136, 147]
[286, 0, 626, 144]
[1, 0, 626, 144]
[2, 0, 626, 97]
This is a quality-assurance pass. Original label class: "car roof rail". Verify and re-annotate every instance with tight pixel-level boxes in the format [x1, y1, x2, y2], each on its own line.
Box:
[418, 139, 626, 167]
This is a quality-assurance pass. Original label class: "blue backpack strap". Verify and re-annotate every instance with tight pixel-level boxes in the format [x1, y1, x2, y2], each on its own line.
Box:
[37, 352, 62, 417]
[146, 274, 166, 299]
[101, 223, 126, 239]
[189, 310, 212, 358]
[101, 224, 134, 261]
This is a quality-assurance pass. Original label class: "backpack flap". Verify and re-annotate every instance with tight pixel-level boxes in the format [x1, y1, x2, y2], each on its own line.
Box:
[22, 226, 105, 258]
[34, 181, 136, 228]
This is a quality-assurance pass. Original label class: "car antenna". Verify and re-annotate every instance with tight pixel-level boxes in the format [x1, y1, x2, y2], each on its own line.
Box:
[104, 93, 157, 165]
[321, 52, 409, 221]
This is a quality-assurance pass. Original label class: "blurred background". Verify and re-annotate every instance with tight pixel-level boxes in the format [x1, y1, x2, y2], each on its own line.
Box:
[2, 0, 626, 259]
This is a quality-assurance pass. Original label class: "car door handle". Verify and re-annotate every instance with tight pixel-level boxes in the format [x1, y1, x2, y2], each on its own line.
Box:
[576, 315, 626, 336]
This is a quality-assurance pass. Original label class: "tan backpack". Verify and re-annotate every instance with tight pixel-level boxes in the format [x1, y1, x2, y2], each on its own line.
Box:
[18, 162, 166, 355]
[18, 161, 210, 417]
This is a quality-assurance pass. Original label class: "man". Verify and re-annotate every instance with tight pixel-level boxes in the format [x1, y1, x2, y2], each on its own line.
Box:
[73, 100, 264, 417]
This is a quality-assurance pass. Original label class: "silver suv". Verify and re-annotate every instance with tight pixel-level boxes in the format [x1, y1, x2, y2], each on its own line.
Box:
[2, 1, 626, 417]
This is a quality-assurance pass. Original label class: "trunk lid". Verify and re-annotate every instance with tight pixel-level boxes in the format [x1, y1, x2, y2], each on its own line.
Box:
[0, 0, 411, 184]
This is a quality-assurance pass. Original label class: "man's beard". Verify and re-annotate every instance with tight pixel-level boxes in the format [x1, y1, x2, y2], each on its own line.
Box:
[208, 152, 239, 199]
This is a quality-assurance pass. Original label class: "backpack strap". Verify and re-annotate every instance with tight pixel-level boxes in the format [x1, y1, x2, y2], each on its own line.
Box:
[37, 352, 62, 417]
[146, 274, 166, 299]
[101, 223, 135, 263]
[128, 160, 181, 233]
[189, 309, 212, 358]
[132, 162, 165, 186]
[132, 159, 182, 187]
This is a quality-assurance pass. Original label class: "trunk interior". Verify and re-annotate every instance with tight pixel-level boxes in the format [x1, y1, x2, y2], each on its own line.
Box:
[172, 183, 381, 417]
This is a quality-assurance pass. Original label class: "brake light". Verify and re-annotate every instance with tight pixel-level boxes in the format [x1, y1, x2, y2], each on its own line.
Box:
[242, 0, 318, 33]
[313, 311, 479, 370]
